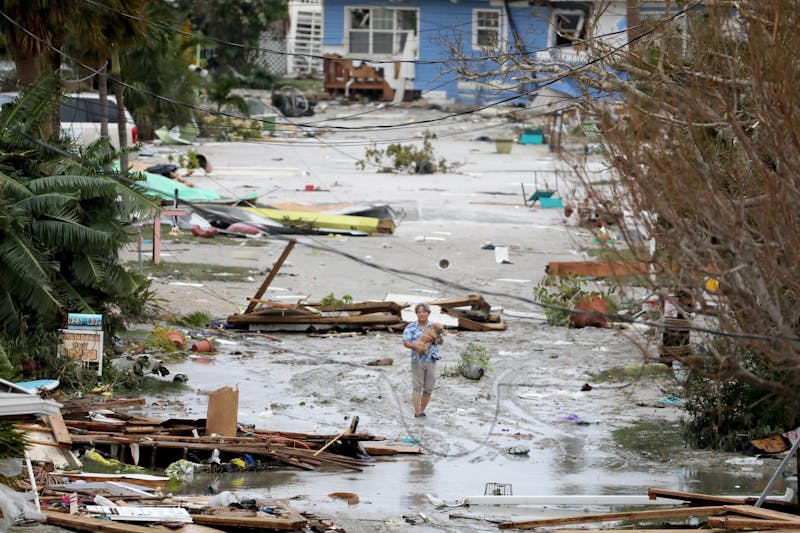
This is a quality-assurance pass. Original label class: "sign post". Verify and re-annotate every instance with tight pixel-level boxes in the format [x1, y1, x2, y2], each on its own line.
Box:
[60, 313, 104, 376]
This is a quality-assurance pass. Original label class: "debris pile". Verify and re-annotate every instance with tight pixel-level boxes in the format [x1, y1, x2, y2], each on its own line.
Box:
[227, 294, 506, 333]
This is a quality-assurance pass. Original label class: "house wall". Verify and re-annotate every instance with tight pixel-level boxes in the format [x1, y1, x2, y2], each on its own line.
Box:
[321, 1, 663, 105]
[323, 0, 554, 104]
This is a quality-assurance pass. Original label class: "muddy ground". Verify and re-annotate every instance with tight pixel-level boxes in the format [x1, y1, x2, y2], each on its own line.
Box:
[44, 102, 788, 532]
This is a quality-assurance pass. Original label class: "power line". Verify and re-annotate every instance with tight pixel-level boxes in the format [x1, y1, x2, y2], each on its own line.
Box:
[79, 0, 657, 67]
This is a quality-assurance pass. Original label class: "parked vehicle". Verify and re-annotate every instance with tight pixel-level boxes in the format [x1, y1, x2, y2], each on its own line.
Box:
[0, 91, 138, 149]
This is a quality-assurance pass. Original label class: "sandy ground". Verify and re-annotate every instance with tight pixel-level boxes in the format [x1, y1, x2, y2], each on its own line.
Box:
[105, 102, 789, 532]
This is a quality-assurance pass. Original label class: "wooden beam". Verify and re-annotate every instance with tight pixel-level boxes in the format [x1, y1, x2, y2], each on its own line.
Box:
[498, 505, 727, 529]
[44, 510, 162, 532]
[191, 513, 305, 530]
[245, 239, 296, 314]
[708, 516, 800, 529]
[46, 411, 72, 446]
[722, 504, 800, 523]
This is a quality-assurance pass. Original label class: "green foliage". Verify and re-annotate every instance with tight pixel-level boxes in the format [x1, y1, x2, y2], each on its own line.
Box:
[319, 293, 353, 310]
[458, 342, 492, 373]
[205, 77, 249, 114]
[174, 0, 288, 72]
[356, 132, 462, 174]
[199, 115, 262, 141]
[0, 420, 28, 459]
[589, 363, 673, 383]
[441, 342, 493, 377]
[612, 420, 684, 460]
[0, 343, 13, 380]
[121, 1, 202, 140]
[0, 81, 155, 335]
[532, 275, 616, 327]
[178, 311, 212, 328]
[682, 341, 800, 451]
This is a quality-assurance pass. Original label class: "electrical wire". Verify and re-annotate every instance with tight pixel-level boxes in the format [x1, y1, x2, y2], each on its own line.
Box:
[79, 0, 667, 67]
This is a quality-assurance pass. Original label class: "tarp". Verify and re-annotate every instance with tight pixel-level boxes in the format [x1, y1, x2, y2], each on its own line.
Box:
[132, 170, 221, 202]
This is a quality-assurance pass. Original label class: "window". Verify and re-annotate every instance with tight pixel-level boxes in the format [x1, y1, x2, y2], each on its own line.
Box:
[473, 9, 501, 48]
[551, 7, 590, 47]
[347, 7, 418, 56]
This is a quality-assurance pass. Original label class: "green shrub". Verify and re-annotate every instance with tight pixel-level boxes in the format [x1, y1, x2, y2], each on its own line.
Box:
[356, 131, 461, 174]
[682, 341, 800, 451]
[533, 275, 616, 327]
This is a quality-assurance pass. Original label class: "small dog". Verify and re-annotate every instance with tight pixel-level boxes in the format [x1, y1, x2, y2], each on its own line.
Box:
[413, 323, 443, 353]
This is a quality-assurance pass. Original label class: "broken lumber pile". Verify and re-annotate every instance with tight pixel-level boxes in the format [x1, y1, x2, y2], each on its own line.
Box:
[226, 294, 506, 332]
[497, 488, 800, 530]
[48, 401, 385, 472]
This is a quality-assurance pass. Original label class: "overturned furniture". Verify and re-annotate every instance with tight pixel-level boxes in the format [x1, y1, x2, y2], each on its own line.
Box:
[324, 54, 394, 101]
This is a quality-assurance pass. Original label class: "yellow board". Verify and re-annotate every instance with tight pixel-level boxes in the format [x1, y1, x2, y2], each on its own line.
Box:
[245, 207, 395, 234]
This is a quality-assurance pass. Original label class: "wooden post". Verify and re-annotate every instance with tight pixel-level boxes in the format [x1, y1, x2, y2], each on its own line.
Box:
[245, 239, 296, 314]
[153, 208, 186, 265]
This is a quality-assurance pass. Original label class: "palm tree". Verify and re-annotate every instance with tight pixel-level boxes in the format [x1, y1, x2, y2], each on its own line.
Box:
[0, 80, 153, 333]
[67, 0, 150, 171]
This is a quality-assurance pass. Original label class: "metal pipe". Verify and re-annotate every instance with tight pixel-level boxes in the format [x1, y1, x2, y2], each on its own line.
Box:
[755, 435, 800, 507]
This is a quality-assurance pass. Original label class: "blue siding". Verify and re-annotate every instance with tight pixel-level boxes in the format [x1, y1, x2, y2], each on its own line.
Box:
[322, 1, 551, 104]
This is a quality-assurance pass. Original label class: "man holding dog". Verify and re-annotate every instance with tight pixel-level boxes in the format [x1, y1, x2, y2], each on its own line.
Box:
[402, 303, 444, 418]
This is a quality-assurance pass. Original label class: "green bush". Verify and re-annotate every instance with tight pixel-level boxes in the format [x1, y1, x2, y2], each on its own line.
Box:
[682, 340, 800, 451]
[532, 275, 616, 327]
[356, 131, 461, 174]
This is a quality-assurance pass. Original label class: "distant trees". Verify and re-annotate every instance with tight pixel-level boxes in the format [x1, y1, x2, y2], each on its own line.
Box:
[448, 0, 800, 448]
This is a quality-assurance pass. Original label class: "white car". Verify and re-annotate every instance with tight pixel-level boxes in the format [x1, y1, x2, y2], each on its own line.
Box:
[0, 91, 138, 149]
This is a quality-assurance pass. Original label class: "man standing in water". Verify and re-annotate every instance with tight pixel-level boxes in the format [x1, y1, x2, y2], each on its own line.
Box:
[402, 303, 443, 418]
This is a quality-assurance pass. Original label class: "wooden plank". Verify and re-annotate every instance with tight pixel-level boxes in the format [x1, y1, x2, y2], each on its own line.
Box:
[191, 513, 305, 530]
[46, 411, 72, 445]
[363, 443, 421, 455]
[206, 386, 239, 437]
[546, 260, 652, 278]
[722, 505, 800, 523]
[554, 530, 731, 533]
[498, 506, 727, 529]
[646, 488, 793, 507]
[245, 239, 296, 314]
[457, 316, 507, 331]
[226, 311, 403, 325]
[44, 509, 162, 533]
[708, 516, 800, 529]
[427, 295, 491, 313]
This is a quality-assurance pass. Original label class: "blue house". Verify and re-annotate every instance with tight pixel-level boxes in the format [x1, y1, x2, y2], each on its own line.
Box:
[320, 1, 688, 106]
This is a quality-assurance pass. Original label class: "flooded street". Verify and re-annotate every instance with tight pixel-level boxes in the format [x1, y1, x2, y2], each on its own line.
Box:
[71, 101, 794, 531]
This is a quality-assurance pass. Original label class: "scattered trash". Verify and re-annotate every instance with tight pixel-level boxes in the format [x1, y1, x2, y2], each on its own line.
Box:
[580, 383, 593, 391]
[401, 437, 420, 444]
[328, 492, 359, 505]
[460, 363, 485, 380]
[191, 339, 214, 352]
[506, 445, 530, 455]
[494, 246, 511, 264]
[659, 396, 681, 404]
[366, 358, 393, 366]
[725, 457, 764, 466]
[164, 331, 185, 349]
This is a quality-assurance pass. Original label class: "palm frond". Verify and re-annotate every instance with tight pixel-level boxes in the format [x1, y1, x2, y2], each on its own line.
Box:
[31, 220, 114, 252]
[14, 193, 76, 218]
[27, 175, 118, 199]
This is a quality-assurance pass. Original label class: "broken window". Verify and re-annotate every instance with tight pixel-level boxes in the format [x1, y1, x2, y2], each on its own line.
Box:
[473, 9, 502, 48]
[347, 7, 418, 56]
[550, 5, 591, 47]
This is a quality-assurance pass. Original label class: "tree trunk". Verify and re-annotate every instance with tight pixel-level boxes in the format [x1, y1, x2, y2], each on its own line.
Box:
[99, 62, 108, 138]
[111, 49, 128, 172]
